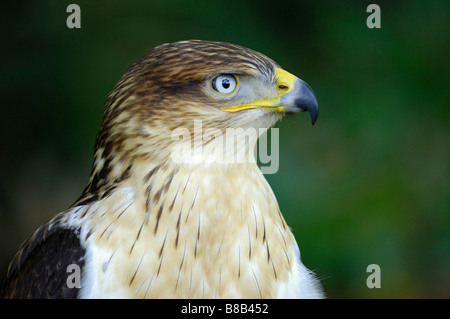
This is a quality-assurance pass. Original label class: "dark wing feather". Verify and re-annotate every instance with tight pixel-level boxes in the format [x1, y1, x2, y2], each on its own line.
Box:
[2, 224, 86, 299]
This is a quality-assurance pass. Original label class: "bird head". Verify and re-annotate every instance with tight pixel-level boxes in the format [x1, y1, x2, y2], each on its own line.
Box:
[106, 40, 317, 127]
[83, 40, 318, 198]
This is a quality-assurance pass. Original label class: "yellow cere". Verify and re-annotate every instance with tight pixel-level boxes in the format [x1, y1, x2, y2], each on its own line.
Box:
[221, 68, 298, 113]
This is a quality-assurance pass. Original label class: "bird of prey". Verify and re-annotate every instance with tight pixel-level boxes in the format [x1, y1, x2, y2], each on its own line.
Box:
[2, 40, 323, 298]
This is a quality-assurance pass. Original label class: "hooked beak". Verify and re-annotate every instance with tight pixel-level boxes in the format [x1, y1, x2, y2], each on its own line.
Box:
[221, 68, 319, 125]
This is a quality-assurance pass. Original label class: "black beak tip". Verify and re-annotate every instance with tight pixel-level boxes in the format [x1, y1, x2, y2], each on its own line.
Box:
[294, 79, 319, 126]
[310, 105, 319, 126]
[294, 97, 319, 126]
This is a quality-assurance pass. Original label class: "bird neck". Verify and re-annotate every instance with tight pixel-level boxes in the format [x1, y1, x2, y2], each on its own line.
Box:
[71, 154, 297, 298]
[170, 123, 264, 168]
[79, 120, 270, 204]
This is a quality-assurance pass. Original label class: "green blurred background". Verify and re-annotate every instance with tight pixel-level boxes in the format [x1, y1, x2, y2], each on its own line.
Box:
[0, 0, 448, 298]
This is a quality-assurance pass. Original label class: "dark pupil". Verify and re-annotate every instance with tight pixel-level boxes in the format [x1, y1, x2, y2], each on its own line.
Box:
[222, 78, 230, 89]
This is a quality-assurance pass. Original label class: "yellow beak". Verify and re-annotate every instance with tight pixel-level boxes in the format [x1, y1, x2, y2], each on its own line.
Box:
[221, 68, 319, 125]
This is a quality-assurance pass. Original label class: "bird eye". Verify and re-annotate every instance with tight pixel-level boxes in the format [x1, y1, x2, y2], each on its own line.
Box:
[211, 74, 237, 94]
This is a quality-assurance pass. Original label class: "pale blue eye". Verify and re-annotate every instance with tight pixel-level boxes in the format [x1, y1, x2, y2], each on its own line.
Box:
[211, 74, 237, 94]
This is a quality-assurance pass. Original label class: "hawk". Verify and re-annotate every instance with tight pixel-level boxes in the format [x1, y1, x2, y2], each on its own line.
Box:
[2, 40, 323, 298]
